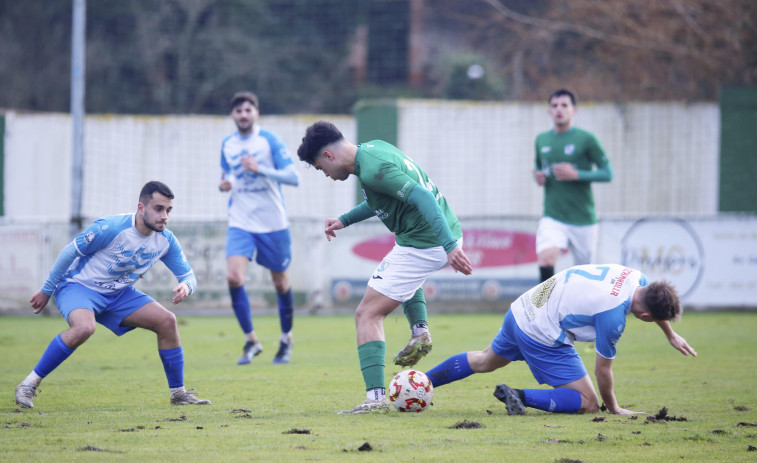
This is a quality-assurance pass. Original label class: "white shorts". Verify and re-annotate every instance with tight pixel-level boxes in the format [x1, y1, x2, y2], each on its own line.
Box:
[536, 217, 598, 265]
[367, 239, 461, 302]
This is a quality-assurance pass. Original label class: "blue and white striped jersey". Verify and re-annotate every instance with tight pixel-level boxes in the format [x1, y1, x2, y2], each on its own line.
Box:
[220, 126, 294, 233]
[510, 264, 648, 359]
[42, 213, 194, 295]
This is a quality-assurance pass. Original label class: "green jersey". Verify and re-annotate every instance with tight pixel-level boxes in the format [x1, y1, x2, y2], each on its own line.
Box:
[535, 127, 611, 225]
[353, 140, 462, 250]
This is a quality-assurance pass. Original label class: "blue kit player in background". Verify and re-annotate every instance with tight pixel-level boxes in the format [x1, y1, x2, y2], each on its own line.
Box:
[425, 264, 697, 415]
[219, 91, 300, 365]
[15, 181, 210, 408]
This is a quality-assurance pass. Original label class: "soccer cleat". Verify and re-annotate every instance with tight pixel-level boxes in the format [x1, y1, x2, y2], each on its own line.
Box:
[237, 341, 263, 365]
[272, 340, 292, 364]
[337, 398, 391, 414]
[170, 388, 211, 405]
[15, 383, 39, 409]
[393, 332, 432, 367]
[493, 384, 526, 415]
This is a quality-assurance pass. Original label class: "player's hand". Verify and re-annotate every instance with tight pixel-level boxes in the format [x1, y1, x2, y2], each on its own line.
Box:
[324, 218, 344, 241]
[610, 407, 646, 415]
[241, 154, 259, 173]
[219, 179, 232, 192]
[30, 290, 50, 314]
[668, 332, 698, 357]
[447, 246, 473, 275]
[551, 162, 579, 181]
[172, 282, 191, 304]
[532, 169, 547, 186]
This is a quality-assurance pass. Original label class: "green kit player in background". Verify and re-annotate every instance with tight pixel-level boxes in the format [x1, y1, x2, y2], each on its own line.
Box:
[533, 89, 613, 283]
[297, 121, 473, 414]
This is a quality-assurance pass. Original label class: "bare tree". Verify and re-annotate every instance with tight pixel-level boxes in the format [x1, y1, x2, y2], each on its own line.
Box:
[434, 0, 757, 100]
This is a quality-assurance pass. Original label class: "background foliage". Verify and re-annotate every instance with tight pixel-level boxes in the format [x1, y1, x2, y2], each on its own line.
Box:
[1, 0, 755, 115]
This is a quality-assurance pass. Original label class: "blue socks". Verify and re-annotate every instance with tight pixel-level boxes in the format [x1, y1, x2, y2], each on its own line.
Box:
[230, 285, 253, 334]
[425, 351, 582, 413]
[33, 334, 75, 378]
[232, 286, 294, 335]
[522, 388, 582, 413]
[425, 353, 474, 387]
[159, 346, 184, 389]
[277, 288, 294, 333]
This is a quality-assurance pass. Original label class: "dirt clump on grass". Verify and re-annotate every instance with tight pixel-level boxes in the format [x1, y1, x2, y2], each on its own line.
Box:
[645, 407, 687, 423]
[358, 442, 372, 451]
[449, 420, 482, 429]
[283, 428, 311, 434]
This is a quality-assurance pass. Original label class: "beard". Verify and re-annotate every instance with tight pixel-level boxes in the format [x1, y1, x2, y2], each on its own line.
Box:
[142, 212, 167, 233]
[235, 119, 252, 134]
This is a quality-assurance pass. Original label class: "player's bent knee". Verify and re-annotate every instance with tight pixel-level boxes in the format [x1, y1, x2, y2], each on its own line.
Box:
[227, 275, 244, 288]
[66, 324, 96, 347]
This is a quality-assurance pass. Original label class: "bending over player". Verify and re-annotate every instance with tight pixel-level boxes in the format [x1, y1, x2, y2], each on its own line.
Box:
[426, 264, 696, 415]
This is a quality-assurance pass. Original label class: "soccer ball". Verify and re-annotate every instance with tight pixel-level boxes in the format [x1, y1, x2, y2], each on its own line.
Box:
[388, 369, 433, 412]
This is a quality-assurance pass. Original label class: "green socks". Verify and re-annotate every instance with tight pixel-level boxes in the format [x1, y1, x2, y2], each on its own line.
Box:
[358, 340, 386, 390]
[402, 288, 428, 327]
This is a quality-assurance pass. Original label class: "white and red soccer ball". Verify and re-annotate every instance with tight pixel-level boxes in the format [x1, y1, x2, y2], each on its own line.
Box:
[388, 369, 434, 412]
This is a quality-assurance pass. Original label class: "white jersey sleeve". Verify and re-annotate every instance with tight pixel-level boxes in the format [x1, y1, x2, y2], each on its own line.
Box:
[510, 264, 647, 359]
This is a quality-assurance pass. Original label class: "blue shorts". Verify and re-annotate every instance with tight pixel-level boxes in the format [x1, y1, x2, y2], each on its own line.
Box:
[225, 227, 292, 272]
[491, 310, 588, 386]
[54, 281, 155, 336]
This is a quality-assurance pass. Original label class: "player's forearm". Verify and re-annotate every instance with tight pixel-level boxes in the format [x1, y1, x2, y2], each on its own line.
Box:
[256, 164, 299, 186]
[577, 163, 613, 182]
[406, 185, 457, 253]
[41, 241, 79, 295]
[595, 367, 620, 413]
[338, 201, 374, 227]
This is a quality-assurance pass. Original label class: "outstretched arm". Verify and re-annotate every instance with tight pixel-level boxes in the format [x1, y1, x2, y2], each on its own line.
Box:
[31, 241, 79, 312]
[656, 320, 698, 356]
[595, 354, 644, 415]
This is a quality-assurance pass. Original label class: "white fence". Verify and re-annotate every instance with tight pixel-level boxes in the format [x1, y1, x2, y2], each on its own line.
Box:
[3, 100, 751, 314]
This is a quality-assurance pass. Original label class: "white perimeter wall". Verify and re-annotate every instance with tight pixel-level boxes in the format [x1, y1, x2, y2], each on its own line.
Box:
[3, 100, 719, 223]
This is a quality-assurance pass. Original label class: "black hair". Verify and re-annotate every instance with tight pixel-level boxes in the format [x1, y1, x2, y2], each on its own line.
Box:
[139, 181, 174, 204]
[230, 91, 259, 111]
[297, 121, 344, 164]
[549, 88, 577, 105]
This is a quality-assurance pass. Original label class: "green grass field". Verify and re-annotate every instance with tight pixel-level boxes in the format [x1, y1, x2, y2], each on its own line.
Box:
[1, 311, 756, 462]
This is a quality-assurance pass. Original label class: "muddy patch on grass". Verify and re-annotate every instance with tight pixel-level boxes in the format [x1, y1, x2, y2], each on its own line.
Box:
[645, 407, 687, 423]
[283, 428, 311, 434]
[449, 420, 482, 429]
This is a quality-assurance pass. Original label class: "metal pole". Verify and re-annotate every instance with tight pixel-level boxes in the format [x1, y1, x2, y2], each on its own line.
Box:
[70, 0, 86, 238]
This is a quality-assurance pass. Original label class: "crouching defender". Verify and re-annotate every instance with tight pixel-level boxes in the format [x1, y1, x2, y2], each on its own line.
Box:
[426, 264, 696, 415]
[15, 181, 210, 408]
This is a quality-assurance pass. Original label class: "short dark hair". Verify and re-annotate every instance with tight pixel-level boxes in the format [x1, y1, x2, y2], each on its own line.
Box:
[139, 181, 174, 205]
[549, 88, 576, 106]
[643, 281, 682, 321]
[297, 121, 344, 164]
[230, 91, 259, 111]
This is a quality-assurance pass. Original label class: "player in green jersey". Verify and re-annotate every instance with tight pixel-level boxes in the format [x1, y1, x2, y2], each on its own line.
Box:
[297, 121, 473, 414]
[533, 89, 613, 283]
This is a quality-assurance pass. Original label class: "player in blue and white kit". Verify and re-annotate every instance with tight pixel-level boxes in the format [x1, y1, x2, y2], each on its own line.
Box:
[219, 92, 299, 365]
[426, 264, 697, 415]
[15, 181, 210, 408]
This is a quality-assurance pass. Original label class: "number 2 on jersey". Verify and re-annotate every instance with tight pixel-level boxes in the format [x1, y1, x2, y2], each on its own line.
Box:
[564, 265, 609, 283]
